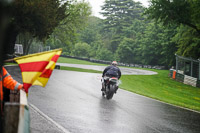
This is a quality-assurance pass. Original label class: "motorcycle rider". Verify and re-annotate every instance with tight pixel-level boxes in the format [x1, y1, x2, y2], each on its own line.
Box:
[101, 61, 121, 92]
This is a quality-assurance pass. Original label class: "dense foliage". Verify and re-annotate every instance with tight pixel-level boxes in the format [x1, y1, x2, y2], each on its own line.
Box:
[4, 0, 68, 55]
[45, 0, 92, 55]
[144, 0, 200, 59]
[19, 0, 200, 69]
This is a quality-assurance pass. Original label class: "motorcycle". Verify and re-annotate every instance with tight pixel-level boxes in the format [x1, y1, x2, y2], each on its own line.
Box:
[101, 76, 119, 100]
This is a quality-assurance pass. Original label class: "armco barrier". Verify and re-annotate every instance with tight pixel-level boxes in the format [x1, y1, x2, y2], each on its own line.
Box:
[169, 70, 200, 88]
[184, 75, 197, 87]
[60, 55, 166, 69]
[175, 72, 184, 82]
[55, 65, 60, 69]
[196, 80, 200, 88]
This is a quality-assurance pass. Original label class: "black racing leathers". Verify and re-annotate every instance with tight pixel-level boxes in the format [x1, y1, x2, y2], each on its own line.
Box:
[102, 65, 121, 79]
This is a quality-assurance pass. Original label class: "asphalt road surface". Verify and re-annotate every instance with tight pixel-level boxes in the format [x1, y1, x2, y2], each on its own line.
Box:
[6, 65, 200, 133]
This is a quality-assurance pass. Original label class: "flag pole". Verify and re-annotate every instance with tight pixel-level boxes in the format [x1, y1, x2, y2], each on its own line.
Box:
[4, 48, 62, 63]
[4, 58, 15, 63]
[14, 48, 62, 60]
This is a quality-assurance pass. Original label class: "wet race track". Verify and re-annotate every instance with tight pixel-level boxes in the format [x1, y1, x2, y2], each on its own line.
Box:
[6, 65, 200, 133]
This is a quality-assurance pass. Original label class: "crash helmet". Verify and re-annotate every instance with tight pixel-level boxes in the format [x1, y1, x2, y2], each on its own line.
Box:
[112, 61, 118, 66]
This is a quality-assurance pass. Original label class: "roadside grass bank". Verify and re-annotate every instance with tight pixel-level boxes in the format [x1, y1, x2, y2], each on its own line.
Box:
[4, 63, 17, 65]
[58, 57, 106, 66]
[120, 70, 200, 112]
[58, 57, 200, 112]
[60, 66, 102, 73]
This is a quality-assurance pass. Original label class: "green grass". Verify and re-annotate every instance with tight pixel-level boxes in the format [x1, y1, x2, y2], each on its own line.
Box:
[4, 62, 17, 65]
[57, 57, 106, 66]
[120, 70, 200, 111]
[60, 66, 102, 73]
[58, 57, 200, 112]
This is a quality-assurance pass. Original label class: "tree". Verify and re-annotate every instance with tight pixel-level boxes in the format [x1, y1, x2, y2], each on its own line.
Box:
[116, 38, 135, 63]
[141, 22, 177, 67]
[101, 0, 144, 31]
[144, 0, 200, 59]
[5, 0, 68, 55]
[144, 0, 200, 34]
[79, 16, 102, 45]
[46, 0, 92, 54]
[16, 32, 34, 55]
[172, 25, 200, 59]
[96, 48, 114, 61]
[71, 42, 91, 57]
[100, 0, 144, 52]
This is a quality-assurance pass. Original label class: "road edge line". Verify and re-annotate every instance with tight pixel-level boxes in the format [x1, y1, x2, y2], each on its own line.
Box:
[29, 103, 70, 133]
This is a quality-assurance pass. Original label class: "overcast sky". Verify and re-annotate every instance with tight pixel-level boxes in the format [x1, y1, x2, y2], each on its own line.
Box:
[86, 0, 150, 18]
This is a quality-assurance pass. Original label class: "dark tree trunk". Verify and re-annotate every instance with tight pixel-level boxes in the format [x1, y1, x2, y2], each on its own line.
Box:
[2, 23, 19, 60]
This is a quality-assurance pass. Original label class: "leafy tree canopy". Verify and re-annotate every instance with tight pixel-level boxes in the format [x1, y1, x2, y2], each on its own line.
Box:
[172, 25, 200, 59]
[71, 42, 91, 57]
[46, 0, 92, 53]
[2, 0, 68, 55]
[10, 0, 68, 39]
[144, 0, 200, 34]
[101, 0, 144, 29]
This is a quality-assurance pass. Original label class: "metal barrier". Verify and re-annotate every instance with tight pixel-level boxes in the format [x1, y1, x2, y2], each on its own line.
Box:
[169, 69, 200, 88]
[175, 54, 200, 79]
[171, 55, 200, 88]
[60, 55, 166, 70]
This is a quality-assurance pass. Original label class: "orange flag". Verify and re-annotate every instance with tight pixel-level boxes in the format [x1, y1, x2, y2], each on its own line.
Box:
[14, 49, 62, 93]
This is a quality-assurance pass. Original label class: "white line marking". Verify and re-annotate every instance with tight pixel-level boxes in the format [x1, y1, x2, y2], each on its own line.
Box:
[29, 103, 70, 133]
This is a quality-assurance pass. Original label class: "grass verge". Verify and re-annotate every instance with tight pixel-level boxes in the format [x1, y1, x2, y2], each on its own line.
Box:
[58, 57, 106, 66]
[60, 66, 102, 73]
[120, 69, 200, 112]
[4, 63, 17, 65]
